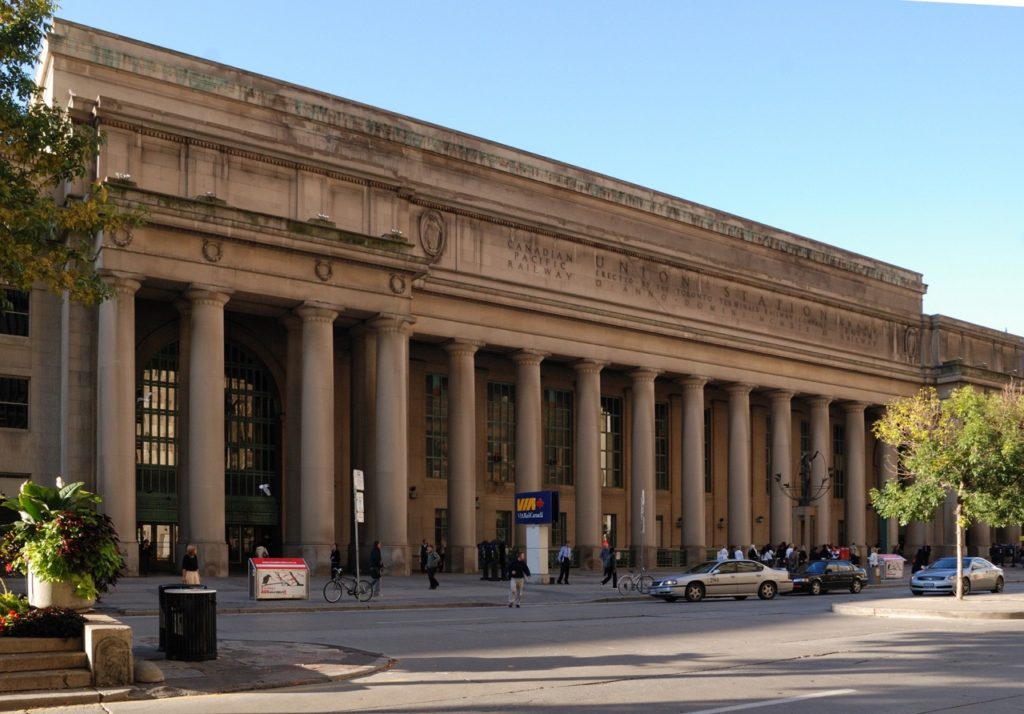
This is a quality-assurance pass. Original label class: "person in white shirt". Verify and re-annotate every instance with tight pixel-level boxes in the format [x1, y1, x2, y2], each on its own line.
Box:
[717, 546, 729, 562]
[556, 541, 572, 584]
[733, 546, 744, 560]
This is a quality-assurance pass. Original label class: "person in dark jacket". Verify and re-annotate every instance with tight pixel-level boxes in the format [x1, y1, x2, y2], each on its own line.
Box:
[600, 545, 618, 588]
[507, 551, 531, 607]
[369, 540, 383, 596]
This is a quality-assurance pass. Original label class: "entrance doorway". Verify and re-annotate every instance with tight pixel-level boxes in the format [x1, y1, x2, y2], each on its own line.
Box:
[137, 523, 178, 574]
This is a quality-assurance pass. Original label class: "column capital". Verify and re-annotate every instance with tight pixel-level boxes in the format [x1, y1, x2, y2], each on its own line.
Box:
[512, 349, 548, 367]
[295, 303, 339, 323]
[725, 382, 753, 396]
[279, 313, 301, 331]
[184, 285, 233, 308]
[369, 313, 415, 335]
[98, 269, 145, 294]
[767, 389, 794, 403]
[443, 339, 484, 357]
[677, 375, 709, 391]
[629, 367, 661, 383]
[572, 359, 607, 375]
[842, 401, 868, 415]
[806, 395, 833, 409]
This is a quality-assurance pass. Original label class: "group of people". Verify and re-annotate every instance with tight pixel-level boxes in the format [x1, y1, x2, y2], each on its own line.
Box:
[715, 541, 868, 571]
[331, 541, 385, 596]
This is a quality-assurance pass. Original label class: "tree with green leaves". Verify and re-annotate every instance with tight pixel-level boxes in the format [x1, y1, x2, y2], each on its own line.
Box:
[872, 385, 1024, 600]
[1, 0, 140, 306]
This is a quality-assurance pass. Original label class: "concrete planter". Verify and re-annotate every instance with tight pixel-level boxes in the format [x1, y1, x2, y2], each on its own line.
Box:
[27, 571, 95, 612]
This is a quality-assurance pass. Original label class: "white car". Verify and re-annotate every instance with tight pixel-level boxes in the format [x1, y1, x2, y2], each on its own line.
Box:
[649, 559, 794, 602]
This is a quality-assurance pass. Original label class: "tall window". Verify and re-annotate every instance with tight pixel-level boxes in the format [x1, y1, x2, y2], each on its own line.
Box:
[136, 342, 179, 502]
[602, 513, 617, 546]
[703, 407, 712, 493]
[425, 374, 448, 479]
[832, 423, 846, 499]
[765, 415, 773, 494]
[434, 508, 449, 550]
[552, 512, 568, 548]
[655, 401, 668, 490]
[544, 388, 573, 485]
[600, 396, 623, 487]
[224, 342, 278, 500]
[487, 382, 515, 482]
[496, 511, 512, 544]
[0, 377, 29, 429]
[0, 289, 29, 336]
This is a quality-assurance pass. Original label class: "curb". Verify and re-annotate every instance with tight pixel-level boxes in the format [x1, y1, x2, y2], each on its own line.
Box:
[832, 602, 1024, 620]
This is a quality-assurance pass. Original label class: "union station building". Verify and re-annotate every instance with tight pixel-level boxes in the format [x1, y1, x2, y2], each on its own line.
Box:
[2, 20, 1021, 577]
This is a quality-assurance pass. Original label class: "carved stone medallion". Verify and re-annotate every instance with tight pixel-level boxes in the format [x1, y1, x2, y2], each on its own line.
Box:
[418, 210, 446, 260]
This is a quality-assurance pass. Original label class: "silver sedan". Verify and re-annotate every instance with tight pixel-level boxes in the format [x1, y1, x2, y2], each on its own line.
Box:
[649, 559, 794, 602]
[910, 556, 1005, 596]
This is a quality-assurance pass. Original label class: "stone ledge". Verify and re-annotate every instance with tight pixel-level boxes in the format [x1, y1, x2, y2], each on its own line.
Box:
[85, 613, 134, 686]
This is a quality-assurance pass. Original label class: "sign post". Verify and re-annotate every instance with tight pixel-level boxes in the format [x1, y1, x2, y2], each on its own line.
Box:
[353, 469, 364, 580]
[515, 490, 560, 584]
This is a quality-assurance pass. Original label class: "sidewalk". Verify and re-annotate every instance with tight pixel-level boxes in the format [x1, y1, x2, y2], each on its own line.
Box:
[5, 566, 1024, 710]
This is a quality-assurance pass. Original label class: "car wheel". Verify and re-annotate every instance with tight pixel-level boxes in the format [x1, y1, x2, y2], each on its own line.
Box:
[758, 581, 778, 600]
[961, 578, 971, 596]
[733, 596, 748, 600]
[850, 579, 863, 594]
[810, 580, 823, 596]
[685, 582, 705, 602]
[992, 577, 1004, 594]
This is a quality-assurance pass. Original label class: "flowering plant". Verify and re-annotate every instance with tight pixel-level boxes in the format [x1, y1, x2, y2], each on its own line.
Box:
[0, 480, 124, 601]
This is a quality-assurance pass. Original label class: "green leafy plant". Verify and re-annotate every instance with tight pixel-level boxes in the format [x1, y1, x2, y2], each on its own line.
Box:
[1, 480, 125, 601]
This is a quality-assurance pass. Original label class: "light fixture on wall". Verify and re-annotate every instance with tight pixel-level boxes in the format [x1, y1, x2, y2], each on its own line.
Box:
[675, 517, 683, 528]
[716, 518, 725, 530]
[755, 516, 764, 524]
[408, 486, 417, 500]
[475, 497, 481, 510]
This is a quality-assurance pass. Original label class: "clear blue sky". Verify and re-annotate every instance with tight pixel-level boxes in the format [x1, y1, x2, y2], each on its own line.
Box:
[55, 0, 1024, 337]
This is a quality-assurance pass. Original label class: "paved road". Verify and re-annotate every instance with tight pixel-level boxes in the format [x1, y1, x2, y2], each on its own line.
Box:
[44, 581, 1024, 713]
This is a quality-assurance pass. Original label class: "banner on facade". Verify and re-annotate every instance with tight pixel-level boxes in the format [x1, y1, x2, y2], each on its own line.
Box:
[514, 490, 560, 525]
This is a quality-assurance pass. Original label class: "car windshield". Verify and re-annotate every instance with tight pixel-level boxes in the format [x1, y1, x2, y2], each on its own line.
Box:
[928, 557, 973, 570]
[686, 561, 722, 574]
[801, 561, 826, 574]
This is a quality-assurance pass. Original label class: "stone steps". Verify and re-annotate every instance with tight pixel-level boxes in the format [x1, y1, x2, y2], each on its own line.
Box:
[0, 636, 92, 694]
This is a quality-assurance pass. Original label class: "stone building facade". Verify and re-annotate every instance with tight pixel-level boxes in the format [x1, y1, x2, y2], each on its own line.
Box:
[1, 20, 1021, 576]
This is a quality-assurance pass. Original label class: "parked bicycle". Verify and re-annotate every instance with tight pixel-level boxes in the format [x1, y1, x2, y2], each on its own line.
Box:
[323, 567, 374, 603]
[617, 566, 654, 596]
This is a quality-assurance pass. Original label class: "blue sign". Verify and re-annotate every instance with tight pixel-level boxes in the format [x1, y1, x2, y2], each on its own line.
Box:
[514, 490, 559, 525]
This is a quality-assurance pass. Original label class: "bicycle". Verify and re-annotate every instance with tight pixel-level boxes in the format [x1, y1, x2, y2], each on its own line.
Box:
[617, 566, 654, 596]
[323, 567, 374, 603]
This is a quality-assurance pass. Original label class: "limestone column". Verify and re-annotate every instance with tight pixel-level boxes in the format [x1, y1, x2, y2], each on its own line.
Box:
[879, 439, 900, 551]
[372, 315, 413, 573]
[185, 286, 232, 576]
[809, 396, 832, 548]
[296, 304, 338, 574]
[630, 369, 659, 567]
[574, 360, 605, 569]
[679, 377, 708, 565]
[513, 350, 545, 546]
[280, 315, 302, 557]
[96, 274, 141, 574]
[844, 402, 867, 551]
[768, 390, 794, 547]
[726, 384, 753, 549]
[445, 340, 482, 573]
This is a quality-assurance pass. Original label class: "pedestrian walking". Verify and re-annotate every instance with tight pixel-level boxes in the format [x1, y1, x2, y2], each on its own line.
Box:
[600, 544, 618, 588]
[419, 539, 429, 573]
[330, 543, 341, 575]
[369, 540, 384, 596]
[181, 544, 200, 585]
[425, 544, 440, 589]
[139, 538, 152, 577]
[508, 551, 531, 607]
[556, 541, 572, 584]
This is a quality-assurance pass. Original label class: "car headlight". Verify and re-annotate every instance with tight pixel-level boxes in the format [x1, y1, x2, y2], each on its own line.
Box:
[793, 577, 806, 583]
[662, 579, 677, 586]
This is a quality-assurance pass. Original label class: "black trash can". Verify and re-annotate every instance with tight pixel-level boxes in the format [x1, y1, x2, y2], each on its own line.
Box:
[158, 583, 207, 651]
[164, 588, 217, 661]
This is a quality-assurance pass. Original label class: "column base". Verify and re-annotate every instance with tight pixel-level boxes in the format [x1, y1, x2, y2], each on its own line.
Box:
[121, 547, 140, 578]
[300, 544, 332, 576]
[446, 545, 478, 574]
[577, 545, 603, 571]
[192, 541, 229, 578]
[684, 545, 708, 568]
[631, 545, 658, 571]
[383, 543, 411, 576]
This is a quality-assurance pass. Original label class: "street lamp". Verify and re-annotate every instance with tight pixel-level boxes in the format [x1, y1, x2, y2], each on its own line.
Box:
[773, 450, 832, 506]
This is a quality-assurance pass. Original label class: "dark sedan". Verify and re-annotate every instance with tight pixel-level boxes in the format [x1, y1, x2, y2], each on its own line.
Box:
[789, 559, 867, 595]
